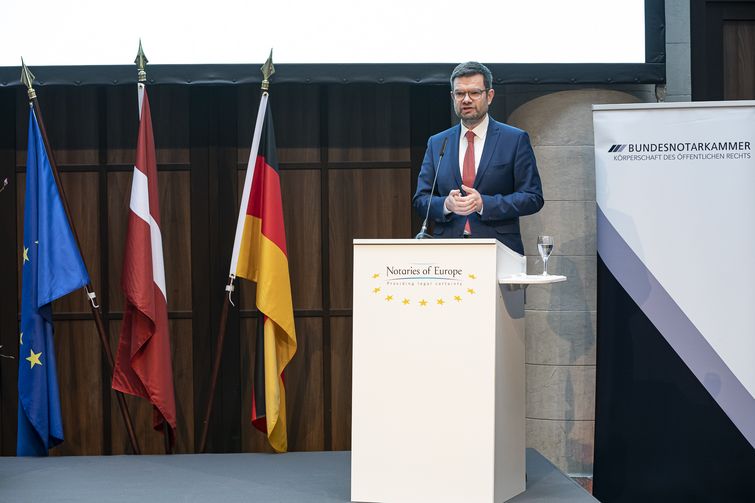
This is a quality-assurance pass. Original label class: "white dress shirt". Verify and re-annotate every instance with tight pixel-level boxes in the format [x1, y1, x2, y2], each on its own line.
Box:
[443, 114, 489, 215]
[458, 114, 489, 178]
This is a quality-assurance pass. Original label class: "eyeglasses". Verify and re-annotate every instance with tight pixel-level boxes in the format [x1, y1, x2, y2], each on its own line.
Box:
[451, 89, 487, 101]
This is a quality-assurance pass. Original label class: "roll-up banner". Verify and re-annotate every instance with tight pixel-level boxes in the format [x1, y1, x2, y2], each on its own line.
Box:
[592, 101, 755, 501]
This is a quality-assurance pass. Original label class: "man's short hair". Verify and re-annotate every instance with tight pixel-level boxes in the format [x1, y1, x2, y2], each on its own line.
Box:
[450, 62, 493, 90]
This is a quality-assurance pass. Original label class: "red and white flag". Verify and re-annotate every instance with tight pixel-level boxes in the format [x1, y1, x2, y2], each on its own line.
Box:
[112, 83, 177, 438]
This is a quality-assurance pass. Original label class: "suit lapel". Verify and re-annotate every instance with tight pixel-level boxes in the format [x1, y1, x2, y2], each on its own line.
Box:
[447, 125, 463, 188]
[474, 119, 501, 188]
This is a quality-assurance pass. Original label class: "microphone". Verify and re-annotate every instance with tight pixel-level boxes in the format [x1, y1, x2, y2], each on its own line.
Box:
[415, 137, 448, 239]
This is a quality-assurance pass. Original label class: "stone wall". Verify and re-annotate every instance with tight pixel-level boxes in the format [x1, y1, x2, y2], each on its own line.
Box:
[488, 0, 691, 476]
[508, 89, 640, 476]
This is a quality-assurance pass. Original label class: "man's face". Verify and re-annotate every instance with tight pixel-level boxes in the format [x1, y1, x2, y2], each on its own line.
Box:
[452, 74, 494, 126]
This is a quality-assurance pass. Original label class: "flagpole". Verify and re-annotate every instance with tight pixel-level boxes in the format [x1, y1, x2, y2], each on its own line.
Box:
[135, 44, 175, 455]
[20, 60, 141, 455]
[198, 52, 275, 453]
[198, 276, 234, 453]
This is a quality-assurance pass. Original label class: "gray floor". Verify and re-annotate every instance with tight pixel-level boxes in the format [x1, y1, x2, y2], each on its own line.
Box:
[0, 448, 596, 502]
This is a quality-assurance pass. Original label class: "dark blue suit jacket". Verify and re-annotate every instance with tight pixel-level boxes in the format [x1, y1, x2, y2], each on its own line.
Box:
[412, 117, 544, 255]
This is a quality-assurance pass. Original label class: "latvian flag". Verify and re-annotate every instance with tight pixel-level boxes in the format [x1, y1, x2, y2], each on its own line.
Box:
[112, 83, 177, 440]
[229, 92, 297, 453]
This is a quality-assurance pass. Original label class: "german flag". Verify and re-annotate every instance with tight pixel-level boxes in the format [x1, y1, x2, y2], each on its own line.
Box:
[229, 92, 297, 452]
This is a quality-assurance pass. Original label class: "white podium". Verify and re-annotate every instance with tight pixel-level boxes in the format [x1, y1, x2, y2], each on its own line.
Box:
[351, 238, 528, 503]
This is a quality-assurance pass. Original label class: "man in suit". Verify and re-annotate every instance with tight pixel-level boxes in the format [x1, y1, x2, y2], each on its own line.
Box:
[412, 61, 544, 255]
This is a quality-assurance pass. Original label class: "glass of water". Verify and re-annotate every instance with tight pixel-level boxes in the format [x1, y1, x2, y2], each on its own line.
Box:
[537, 235, 554, 276]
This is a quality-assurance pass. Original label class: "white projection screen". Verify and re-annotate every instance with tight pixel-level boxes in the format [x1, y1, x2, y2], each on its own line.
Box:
[1, 0, 645, 65]
[0, 0, 661, 85]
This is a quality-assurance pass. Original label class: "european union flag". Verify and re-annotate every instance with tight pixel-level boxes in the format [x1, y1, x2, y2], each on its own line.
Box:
[18, 108, 90, 456]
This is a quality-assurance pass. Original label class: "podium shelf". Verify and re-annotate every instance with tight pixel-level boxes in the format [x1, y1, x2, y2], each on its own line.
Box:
[499, 274, 567, 285]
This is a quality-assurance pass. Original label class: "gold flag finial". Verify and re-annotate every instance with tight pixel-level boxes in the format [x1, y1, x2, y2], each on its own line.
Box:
[261, 49, 275, 91]
[20, 58, 36, 100]
[135, 39, 148, 83]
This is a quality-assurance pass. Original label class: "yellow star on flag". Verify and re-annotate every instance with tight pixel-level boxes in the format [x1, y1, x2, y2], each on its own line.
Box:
[385, 295, 393, 301]
[467, 288, 476, 295]
[437, 298, 445, 305]
[372, 273, 380, 279]
[419, 299, 428, 307]
[454, 295, 462, 302]
[26, 349, 42, 369]
[468, 273, 476, 279]
[23, 246, 29, 263]
[373, 287, 381, 294]
[402, 298, 410, 305]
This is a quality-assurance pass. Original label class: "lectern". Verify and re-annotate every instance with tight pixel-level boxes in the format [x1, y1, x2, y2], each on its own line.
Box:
[351, 238, 528, 503]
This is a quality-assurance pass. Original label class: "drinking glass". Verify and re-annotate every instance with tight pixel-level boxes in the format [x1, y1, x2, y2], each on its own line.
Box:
[537, 236, 554, 276]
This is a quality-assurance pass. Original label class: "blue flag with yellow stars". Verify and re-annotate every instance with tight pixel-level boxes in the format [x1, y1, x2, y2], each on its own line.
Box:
[18, 107, 90, 456]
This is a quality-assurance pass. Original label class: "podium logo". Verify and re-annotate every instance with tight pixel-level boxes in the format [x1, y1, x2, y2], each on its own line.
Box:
[608, 144, 627, 153]
[368, 263, 479, 309]
[385, 264, 463, 282]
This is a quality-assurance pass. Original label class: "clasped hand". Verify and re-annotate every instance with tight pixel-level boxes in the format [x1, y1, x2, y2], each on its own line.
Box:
[444, 185, 482, 216]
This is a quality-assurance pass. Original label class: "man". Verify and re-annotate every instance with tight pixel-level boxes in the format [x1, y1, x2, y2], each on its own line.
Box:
[412, 61, 544, 255]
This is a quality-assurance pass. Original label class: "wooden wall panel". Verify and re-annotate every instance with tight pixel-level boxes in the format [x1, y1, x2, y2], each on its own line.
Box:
[54, 172, 101, 313]
[724, 21, 755, 100]
[327, 84, 411, 162]
[158, 171, 192, 311]
[150, 86, 191, 165]
[691, 0, 755, 101]
[239, 317, 325, 452]
[52, 321, 104, 456]
[15, 173, 25, 307]
[15, 87, 100, 166]
[328, 169, 413, 309]
[237, 84, 322, 164]
[106, 171, 130, 310]
[280, 170, 323, 310]
[189, 86, 242, 453]
[2, 81, 437, 457]
[330, 317, 353, 451]
[104, 85, 190, 165]
[0, 87, 18, 455]
[170, 318, 195, 453]
[104, 86, 138, 165]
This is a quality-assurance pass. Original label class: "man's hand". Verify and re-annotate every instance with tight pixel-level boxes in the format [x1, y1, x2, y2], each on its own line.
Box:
[445, 186, 483, 216]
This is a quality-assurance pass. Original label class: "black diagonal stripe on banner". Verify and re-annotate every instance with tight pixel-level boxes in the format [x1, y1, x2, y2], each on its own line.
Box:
[593, 256, 755, 502]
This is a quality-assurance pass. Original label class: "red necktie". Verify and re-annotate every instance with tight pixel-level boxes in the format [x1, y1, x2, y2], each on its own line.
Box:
[462, 130, 476, 235]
